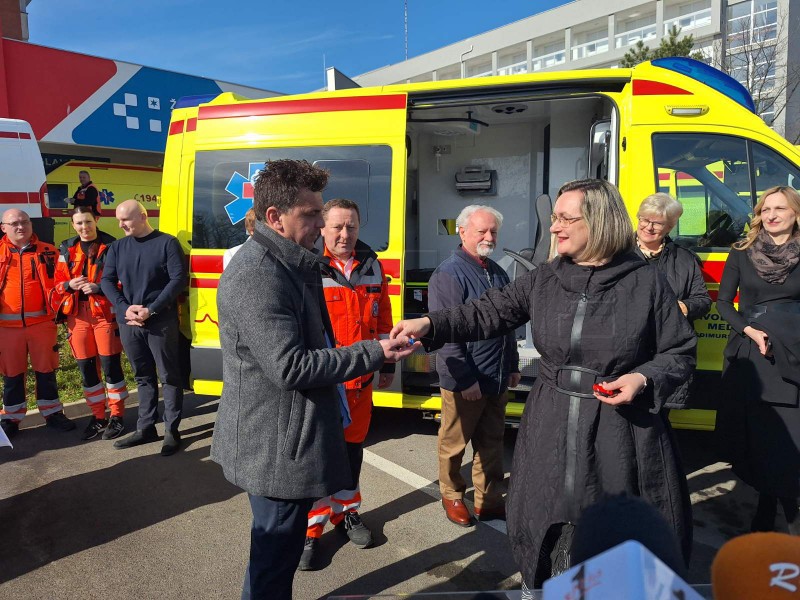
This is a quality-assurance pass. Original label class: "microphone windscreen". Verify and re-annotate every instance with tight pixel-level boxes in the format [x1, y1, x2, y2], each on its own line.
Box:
[712, 532, 800, 599]
[571, 493, 687, 578]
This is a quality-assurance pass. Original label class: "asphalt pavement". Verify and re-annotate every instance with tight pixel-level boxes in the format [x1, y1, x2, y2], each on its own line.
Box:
[0, 394, 772, 599]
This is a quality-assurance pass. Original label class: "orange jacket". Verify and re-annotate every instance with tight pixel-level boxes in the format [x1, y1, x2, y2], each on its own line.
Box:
[51, 231, 117, 322]
[319, 240, 394, 390]
[0, 234, 57, 328]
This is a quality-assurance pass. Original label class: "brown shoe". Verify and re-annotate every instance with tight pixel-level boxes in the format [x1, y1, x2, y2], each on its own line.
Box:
[442, 498, 473, 527]
[475, 505, 506, 521]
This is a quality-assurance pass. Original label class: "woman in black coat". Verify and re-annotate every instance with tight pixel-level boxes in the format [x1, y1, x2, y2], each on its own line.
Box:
[635, 192, 711, 324]
[392, 179, 696, 588]
[716, 185, 800, 534]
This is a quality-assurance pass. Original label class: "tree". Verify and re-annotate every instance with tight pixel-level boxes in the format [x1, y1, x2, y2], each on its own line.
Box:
[619, 26, 705, 68]
[709, 10, 800, 143]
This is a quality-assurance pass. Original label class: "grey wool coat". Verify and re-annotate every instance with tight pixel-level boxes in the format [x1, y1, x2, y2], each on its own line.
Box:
[211, 222, 385, 499]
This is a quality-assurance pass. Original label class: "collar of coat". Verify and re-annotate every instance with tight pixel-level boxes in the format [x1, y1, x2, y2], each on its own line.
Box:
[251, 221, 321, 272]
[61, 230, 117, 251]
[547, 250, 649, 294]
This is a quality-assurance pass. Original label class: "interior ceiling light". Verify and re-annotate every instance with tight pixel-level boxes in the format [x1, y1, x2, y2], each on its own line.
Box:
[492, 104, 528, 114]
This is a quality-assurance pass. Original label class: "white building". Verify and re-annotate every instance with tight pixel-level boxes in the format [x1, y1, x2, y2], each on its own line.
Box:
[354, 0, 800, 143]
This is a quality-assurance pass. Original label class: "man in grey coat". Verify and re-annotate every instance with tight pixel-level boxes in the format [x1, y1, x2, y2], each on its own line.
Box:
[212, 159, 417, 600]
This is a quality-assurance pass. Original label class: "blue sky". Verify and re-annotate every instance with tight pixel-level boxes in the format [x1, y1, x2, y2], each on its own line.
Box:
[28, 0, 568, 94]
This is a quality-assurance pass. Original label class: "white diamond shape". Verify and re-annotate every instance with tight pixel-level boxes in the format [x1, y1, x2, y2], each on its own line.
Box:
[126, 116, 140, 129]
[149, 119, 162, 132]
[124, 93, 137, 106]
[113, 103, 126, 117]
[148, 97, 160, 110]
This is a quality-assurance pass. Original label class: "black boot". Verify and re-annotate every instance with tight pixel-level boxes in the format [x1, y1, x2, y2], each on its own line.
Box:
[113, 426, 158, 449]
[161, 430, 181, 456]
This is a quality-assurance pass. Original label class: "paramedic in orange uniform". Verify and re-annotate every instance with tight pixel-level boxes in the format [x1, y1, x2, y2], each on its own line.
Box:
[0, 208, 75, 438]
[51, 207, 129, 441]
[298, 198, 395, 571]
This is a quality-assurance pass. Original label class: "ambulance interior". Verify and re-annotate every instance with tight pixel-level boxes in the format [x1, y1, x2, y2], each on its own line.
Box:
[401, 94, 614, 393]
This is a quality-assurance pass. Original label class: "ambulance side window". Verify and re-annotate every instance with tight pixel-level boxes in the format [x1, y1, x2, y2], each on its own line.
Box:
[47, 184, 70, 209]
[752, 142, 800, 197]
[652, 134, 753, 250]
[191, 146, 392, 252]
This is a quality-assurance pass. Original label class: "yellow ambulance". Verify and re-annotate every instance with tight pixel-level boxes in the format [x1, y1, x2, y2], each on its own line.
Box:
[42, 160, 162, 246]
[160, 58, 800, 431]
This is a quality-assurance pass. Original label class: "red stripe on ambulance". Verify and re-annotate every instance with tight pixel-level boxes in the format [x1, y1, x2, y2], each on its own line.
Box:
[190, 255, 223, 274]
[197, 94, 407, 120]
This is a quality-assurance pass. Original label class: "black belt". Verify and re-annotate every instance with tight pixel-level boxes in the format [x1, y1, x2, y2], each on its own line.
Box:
[741, 301, 800, 322]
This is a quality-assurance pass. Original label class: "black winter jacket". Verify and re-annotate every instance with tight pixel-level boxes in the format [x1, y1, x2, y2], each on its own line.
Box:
[428, 246, 519, 394]
[635, 237, 711, 323]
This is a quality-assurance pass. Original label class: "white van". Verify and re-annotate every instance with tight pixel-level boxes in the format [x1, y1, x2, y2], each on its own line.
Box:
[0, 118, 46, 218]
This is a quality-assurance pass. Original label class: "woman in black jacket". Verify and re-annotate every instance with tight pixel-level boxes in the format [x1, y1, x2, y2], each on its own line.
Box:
[392, 179, 696, 589]
[716, 185, 800, 534]
[635, 193, 711, 324]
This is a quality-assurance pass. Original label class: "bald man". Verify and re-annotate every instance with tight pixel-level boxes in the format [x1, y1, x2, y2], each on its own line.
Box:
[0, 209, 75, 437]
[100, 200, 187, 456]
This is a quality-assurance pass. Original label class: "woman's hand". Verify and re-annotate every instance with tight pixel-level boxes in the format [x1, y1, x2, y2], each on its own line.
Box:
[677, 300, 688, 316]
[744, 325, 770, 356]
[390, 316, 431, 341]
[593, 373, 648, 406]
[68, 276, 87, 291]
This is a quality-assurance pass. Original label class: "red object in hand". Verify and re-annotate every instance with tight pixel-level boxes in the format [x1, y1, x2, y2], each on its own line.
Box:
[593, 383, 618, 398]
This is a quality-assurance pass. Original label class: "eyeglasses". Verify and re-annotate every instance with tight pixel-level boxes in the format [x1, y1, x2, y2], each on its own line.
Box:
[1, 220, 32, 228]
[550, 214, 584, 227]
[638, 217, 666, 231]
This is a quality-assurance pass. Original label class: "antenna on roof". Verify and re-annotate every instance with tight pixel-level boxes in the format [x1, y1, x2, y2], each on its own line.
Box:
[404, 0, 408, 60]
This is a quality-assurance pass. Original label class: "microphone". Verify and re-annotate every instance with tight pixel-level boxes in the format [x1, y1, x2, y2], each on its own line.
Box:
[712, 532, 800, 599]
[543, 539, 702, 599]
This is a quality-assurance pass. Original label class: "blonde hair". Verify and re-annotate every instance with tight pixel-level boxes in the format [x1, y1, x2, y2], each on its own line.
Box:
[733, 186, 800, 250]
[637, 192, 683, 230]
[557, 179, 635, 263]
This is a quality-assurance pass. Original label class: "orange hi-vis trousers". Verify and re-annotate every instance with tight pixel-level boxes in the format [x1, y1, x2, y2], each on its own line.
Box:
[0, 320, 61, 423]
[67, 301, 128, 419]
[306, 439, 365, 539]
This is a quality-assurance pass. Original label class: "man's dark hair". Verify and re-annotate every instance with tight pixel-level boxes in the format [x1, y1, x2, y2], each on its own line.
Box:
[252, 159, 329, 221]
[322, 198, 360, 222]
[79, 170, 90, 178]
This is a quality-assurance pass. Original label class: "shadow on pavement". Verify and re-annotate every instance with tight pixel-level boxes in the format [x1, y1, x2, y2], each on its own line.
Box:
[0, 395, 239, 584]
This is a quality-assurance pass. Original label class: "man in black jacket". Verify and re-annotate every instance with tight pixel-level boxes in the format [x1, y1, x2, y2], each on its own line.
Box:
[428, 205, 520, 527]
[100, 199, 187, 456]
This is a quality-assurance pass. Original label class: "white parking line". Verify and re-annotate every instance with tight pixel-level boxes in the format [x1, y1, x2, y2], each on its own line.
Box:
[363, 449, 508, 535]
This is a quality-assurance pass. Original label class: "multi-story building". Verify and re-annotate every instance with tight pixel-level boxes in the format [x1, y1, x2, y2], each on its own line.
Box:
[354, 0, 799, 143]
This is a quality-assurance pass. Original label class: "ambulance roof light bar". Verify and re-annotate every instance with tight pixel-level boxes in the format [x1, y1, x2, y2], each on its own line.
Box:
[651, 57, 756, 114]
[174, 94, 221, 109]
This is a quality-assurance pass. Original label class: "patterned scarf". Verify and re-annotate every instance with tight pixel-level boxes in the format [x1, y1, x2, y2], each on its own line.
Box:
[747, 228, 800, 284]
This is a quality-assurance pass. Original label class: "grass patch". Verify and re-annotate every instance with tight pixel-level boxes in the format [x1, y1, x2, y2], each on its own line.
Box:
[24, 326, 137, 410]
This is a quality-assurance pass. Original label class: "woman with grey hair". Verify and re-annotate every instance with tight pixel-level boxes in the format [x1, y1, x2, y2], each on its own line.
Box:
[391, 179, 696, 590]
[635, 193, 711, 323]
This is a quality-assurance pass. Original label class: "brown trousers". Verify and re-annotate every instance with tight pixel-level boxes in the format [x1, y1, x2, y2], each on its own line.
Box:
[438, 388, 508, 509]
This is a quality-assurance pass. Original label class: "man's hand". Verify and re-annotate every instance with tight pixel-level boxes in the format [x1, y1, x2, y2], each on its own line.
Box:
[80, 282, 100, 295]
[678, 300, 688, 316]
[460, 381, 482, 401]
[377, 373, 395, 389]
[69, 276, 87, 291]
[125, 305, 149, 327]
[379, 337, 420, 363]
[390, 317, 431, 341]
[593, 373, 647, 406]
[508, 372, 521, 389]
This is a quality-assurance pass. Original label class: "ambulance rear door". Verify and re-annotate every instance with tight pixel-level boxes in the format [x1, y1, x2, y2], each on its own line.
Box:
[0, 118, 45, 218]
[188, 91, 409, 396]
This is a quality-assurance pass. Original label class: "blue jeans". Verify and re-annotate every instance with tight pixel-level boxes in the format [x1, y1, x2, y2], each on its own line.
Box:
[242, 495, 315, 600]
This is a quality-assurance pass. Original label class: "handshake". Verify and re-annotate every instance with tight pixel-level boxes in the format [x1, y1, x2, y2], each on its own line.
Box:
[378, 316, 433, 362]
